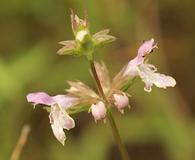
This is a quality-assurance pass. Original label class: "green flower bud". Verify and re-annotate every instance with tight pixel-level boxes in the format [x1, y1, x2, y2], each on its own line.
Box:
[70, 9, 88, 35]
[57, 10, 116, 60]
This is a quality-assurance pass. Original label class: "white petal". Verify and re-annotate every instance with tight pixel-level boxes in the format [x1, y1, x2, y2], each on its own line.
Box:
[138, 63, 176, 92]
[152, 73, 176, 89]
[49, 105, 75, 145]
[51, 124, 66, 145]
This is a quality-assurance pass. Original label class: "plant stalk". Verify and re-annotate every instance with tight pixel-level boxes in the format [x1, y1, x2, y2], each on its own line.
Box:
[90, 60, 130, 160]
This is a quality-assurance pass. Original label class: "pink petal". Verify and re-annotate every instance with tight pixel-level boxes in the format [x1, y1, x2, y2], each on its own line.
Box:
[63, 116, 75, 130]
[138, 38, 157, 57]
[52, 95, 78, 109]
[91, 101, 107, 121]
[113, 93, 129, 114]
[26, 92, 55, 106]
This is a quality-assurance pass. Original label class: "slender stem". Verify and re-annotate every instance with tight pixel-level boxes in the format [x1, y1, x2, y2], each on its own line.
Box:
[90, 60, 130, 160]
[90, 61, 106, 100]
[107, 107, 130, 160]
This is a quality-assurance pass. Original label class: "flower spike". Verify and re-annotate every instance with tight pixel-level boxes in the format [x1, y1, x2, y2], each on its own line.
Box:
[27, 11, 177, 151]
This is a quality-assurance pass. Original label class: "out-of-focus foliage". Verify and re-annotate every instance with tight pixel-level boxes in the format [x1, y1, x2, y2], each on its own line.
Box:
[0, 0, 195, 160]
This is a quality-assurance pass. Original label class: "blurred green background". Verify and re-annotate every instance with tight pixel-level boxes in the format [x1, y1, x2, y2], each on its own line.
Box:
[1, 0, 195, 160]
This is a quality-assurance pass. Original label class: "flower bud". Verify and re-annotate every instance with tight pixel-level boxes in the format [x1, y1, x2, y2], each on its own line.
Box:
[113, 93, 129, 114]
[70, 9, 88, 35]
[91, 101, 106, 121]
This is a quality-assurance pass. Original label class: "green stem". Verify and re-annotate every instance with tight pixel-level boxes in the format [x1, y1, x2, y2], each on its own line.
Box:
[90, 61, 106, 100]
[90, 60, 130, 160]
[107, 106, 130, 160]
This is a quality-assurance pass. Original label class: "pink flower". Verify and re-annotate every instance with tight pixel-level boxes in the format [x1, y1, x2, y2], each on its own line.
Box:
[91, 101, 107, 122]
[27, 92, 78, 145]
[113, 93, 129, 114]
[123, 38, 176, 92]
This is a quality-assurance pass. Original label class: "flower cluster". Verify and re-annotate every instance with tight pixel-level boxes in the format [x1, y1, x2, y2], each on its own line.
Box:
[26, 11, 176, 145]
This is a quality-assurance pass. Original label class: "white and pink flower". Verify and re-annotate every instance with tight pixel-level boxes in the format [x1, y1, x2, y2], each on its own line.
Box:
[27, 92, 78, 145]
[123, 38, 176, 92]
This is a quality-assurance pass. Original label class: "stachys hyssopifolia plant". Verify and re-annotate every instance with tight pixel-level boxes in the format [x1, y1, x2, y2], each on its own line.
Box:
[26, 10, 176, 160]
